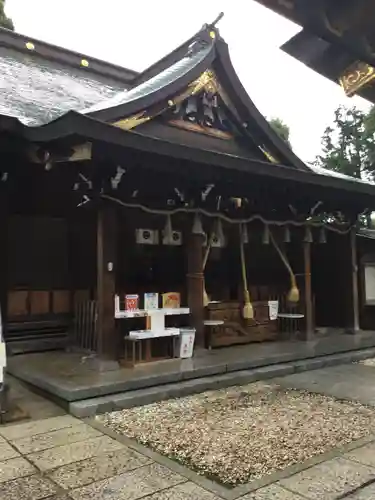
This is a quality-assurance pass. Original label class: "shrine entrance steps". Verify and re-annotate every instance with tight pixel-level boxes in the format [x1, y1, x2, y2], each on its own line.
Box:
[7, 331, 375, 418]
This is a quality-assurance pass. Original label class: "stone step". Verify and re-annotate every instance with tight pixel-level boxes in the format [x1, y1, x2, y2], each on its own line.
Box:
[70, 347, 375, 418]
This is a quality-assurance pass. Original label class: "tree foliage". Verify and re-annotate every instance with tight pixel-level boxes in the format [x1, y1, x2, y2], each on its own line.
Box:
[0, 0, 14, 31]
[314, 105, 375, 180]
[269, 117, 292, 148]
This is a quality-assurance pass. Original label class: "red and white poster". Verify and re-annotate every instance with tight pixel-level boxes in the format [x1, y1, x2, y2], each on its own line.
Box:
[125, 294, 139, 311]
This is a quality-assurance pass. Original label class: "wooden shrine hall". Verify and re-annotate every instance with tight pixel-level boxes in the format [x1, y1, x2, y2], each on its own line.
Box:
[2, 17, 375, 370]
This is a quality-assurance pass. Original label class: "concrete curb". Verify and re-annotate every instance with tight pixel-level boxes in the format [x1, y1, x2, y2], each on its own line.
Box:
[70, 347, 375, 418]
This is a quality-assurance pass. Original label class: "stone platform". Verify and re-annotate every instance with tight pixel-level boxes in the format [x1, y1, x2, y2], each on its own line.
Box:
[7, 331, 375, 417]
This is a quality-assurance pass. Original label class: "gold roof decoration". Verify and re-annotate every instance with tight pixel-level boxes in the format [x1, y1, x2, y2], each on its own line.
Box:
[260, 146, 278, 164]
[189, 70, 219, 96]
[340, 61, 375, 97]
[112, 70, 220, 132]
[113, 111, 151, 131]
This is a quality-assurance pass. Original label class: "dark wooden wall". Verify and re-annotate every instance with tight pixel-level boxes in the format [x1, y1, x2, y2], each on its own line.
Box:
[311, 232, 352, 328]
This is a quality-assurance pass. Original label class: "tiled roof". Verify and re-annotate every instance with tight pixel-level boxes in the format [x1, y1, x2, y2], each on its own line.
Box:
[0, 45, 127, 126]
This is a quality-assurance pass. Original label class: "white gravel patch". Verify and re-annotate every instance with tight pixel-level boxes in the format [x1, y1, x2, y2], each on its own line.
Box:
[99, 382, 375, 486]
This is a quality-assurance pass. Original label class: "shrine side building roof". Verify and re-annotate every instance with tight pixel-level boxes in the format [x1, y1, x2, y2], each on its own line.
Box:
[252, 0, 375, 103]
[281, 30, 375, 104]
[0, 28, 137, 126]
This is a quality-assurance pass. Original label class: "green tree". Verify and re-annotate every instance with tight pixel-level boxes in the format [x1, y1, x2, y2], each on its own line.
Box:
[314, 105, 375, 180]
[269, 117, 292, 148]
[0, 0, 14, 30]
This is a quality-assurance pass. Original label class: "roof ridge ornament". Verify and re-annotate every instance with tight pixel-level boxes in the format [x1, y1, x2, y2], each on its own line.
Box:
[199, 12, 224, 42]
[208, 12, 224, 29]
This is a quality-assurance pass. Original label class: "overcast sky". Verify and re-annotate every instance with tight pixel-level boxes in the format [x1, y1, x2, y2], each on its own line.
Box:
[6, 0, 371, 163]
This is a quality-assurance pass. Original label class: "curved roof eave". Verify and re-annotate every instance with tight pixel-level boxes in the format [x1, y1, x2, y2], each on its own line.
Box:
[81, 29, 217, 123]
[16, 111, 375, 200]
[213, 38, 312, 173]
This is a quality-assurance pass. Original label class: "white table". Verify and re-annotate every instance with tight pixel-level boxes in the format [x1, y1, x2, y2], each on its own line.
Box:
[277, 313, 305, 340]
[204, 320, 225, 350]
[128, 328, 180, 340]
[277, 313, 305, 319]
[115, 308, 190, 319]
[118, 308, 190, 364]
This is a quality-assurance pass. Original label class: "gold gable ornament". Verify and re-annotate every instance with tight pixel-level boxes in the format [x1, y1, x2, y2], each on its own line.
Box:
[114, 111, 151, 131]
[339, 62, 375, 97]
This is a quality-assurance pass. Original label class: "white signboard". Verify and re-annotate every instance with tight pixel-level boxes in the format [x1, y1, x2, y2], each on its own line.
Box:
[179, 329, 196, 359]
[365, 265, 375, 304]
[268, 300, 279, 321]
[0, 307, 5, 385]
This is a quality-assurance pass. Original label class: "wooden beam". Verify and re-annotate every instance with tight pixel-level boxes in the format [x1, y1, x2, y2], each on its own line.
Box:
[96, 205, 119, 367]
[350, 227, 360, 333]
[303, 241, 314, 339]
[186, 232, 205, 349]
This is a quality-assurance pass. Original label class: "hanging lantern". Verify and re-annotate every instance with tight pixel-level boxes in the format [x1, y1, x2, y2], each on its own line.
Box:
[304, 226, 313, 243]
[319, 227, 327, 244]
[284, 226, 291, 243]
[242, 223, 249, 244]
[232, 197, 242, 208]
[262, 224, 270, 245]
[213, 218, 225, 247]
[192, 213, 205, 236]
[163, 215, 174, 245]
[185, 96, 198, 122]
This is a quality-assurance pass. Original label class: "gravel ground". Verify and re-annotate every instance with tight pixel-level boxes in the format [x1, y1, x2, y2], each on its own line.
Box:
[99, 382, 375, 486]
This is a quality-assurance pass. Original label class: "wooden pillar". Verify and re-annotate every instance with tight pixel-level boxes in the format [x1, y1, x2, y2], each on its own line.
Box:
[303, 241, 314, 339]
[187, 233, 205, 348]
[96, 205, 119, 368]
[350, 227, 360, 333]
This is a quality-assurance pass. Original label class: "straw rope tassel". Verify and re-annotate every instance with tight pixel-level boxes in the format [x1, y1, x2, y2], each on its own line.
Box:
[202, 226, 216, 307]
[269, 230, 299, 304]
[239, 224, 254, 319]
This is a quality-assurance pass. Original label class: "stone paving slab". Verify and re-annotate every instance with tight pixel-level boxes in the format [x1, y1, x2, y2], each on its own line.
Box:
[275, 364, 375, 406]
[27, 435, 125, 471]
[0, 415, 80, 440]
[278, 457, 375, 499]
[0, 456, 36, 483]
[345, 441, 375, 468]
[69, 463, 187, 500]
[240, 484, 305, 499]
[143, 481, 221, 499]
[12, 423, 101, 454]
[0, 474, 58, 500]
[347, 483, 375, 499]
[49, 447, 152, 489]
[0, 435, 21, 460]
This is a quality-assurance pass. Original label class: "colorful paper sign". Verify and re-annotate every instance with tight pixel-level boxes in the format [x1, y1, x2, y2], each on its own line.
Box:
[125, 294, 139, 311]
[144, 292, 159, 311]
[162, 292, 181, 309]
